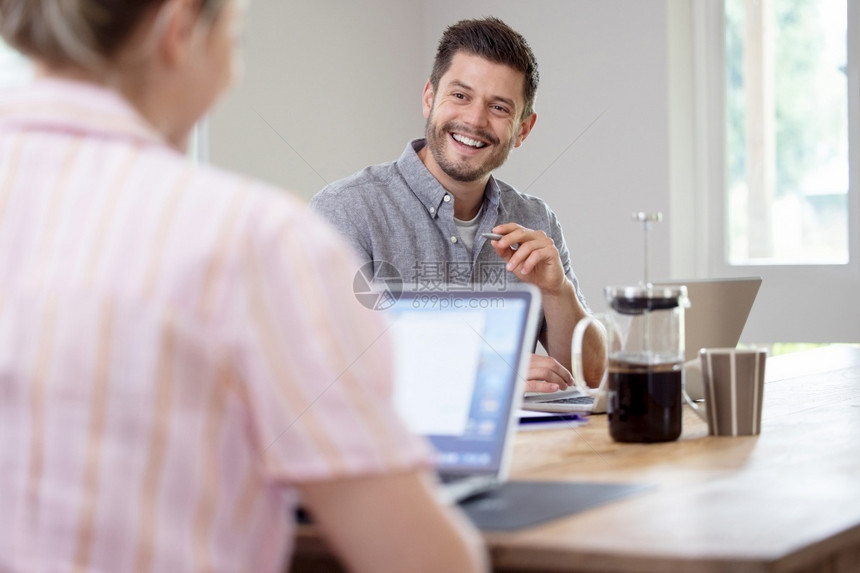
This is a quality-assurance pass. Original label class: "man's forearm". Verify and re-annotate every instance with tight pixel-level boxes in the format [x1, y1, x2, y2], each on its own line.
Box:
[541, 279, 605, 386]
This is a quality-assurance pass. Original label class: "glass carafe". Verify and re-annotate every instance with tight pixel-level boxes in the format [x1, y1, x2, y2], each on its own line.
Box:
[574, 284, 689, 443]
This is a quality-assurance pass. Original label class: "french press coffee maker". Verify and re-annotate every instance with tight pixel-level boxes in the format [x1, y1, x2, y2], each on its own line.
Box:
[573, 213, 689, 443]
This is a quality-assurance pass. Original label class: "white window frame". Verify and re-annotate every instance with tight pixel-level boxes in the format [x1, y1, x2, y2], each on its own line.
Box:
[669, 0, 860, 343]
[0, 42, 34, 87]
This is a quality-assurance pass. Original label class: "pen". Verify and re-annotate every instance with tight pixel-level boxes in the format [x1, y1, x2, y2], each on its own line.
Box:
[481, 232, 519, 250]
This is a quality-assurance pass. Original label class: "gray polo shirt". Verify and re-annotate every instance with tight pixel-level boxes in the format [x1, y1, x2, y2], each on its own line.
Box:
[311, 139, 589, 310]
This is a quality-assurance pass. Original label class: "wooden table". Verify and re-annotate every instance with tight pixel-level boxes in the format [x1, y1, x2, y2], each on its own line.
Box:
[291, 345, 860, 573]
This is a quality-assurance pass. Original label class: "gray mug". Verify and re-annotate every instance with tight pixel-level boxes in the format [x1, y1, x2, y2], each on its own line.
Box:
[684, 348, 767, 436]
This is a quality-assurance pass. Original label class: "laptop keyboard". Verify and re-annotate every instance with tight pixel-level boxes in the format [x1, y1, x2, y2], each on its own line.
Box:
[543, 395, 594, 405]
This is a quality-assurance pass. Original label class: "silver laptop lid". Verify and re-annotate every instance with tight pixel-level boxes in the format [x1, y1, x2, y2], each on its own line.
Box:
[655, 277, 762, 360]
[384, 287, 540, 479]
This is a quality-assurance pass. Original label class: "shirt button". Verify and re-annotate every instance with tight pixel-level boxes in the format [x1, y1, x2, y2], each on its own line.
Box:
[429, 207, 436, 214]
[443, 195, 451, 203]
[450, 236, 458, 244]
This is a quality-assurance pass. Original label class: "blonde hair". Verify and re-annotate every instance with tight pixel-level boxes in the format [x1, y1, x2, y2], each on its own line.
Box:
[0, 0, 226, 71]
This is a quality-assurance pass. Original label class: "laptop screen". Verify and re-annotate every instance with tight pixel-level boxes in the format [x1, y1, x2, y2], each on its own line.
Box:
[384, 289, 539, 476]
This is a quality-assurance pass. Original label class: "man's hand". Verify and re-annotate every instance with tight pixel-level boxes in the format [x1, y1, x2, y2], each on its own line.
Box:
[488, 222, 605, 392]
[488, 223, 566, 296]
[525, 353, 574, 393]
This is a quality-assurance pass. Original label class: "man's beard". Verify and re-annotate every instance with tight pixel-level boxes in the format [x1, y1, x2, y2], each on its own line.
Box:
[424, 115, 514, 183]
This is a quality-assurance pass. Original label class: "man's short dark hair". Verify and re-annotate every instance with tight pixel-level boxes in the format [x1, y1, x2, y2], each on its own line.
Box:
[429, 17, 539, 120]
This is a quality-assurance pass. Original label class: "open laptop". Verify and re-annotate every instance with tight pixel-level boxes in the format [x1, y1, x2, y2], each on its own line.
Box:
[385, 287, 540, 503]
[521, 276, 762, 412]
[661, 276, 762, 400]
[661, 277, 762, 363]
[521, 376, 608, 414]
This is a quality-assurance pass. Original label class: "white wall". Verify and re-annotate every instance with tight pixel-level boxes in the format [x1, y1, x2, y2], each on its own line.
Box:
[211, 0, 671, 317]
[210, 0, 427, 194]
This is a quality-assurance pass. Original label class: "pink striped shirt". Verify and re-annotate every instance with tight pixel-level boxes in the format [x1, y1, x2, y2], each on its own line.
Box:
[0, 78, 431, 572]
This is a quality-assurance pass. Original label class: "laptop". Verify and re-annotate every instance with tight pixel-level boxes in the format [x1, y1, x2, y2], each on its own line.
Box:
[660, 277, 762, 363]
[521, 379, 608, 414]
[520, 276, 762, 411]
[385, 287, 540, 503]
[660, 276, 762, 400]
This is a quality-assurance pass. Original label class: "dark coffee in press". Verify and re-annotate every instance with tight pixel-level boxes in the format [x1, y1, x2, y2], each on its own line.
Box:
[608, 359, 683, 443]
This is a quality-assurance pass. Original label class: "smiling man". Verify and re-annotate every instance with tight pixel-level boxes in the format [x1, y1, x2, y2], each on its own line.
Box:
[311, 17, 604, 393]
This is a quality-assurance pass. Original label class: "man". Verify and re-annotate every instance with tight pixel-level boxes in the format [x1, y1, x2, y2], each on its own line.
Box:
[312, 17, 604, 392]
[0, 1, 486, 571]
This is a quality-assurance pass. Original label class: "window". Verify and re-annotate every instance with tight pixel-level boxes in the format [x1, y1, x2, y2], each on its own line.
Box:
[725, 0, 849, 265]
[670, 1, 859, 343]
[0, 40, 33, 87]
